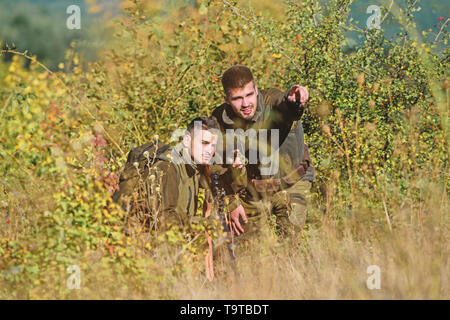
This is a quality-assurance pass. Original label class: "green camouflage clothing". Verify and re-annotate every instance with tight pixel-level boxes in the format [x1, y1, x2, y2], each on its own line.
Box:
[211, 87, 315, 237]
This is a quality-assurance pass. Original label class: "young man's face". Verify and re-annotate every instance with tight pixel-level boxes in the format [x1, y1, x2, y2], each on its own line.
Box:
[186, 129, 218, 165]
[225, 81, 258, 120]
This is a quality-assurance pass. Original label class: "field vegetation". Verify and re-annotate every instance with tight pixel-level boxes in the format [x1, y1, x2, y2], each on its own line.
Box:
[0, 0, 448, 299]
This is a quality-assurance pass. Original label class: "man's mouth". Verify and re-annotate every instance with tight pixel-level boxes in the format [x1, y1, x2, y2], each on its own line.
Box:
[241, 107, 252, 116]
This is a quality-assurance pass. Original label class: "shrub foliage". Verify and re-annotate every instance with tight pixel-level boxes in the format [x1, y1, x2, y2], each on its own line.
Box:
[0, 0, 448, 299]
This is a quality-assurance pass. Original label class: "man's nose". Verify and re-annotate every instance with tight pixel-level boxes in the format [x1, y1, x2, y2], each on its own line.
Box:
[242, 97, 250, 107]
[206, 145, 214, 153]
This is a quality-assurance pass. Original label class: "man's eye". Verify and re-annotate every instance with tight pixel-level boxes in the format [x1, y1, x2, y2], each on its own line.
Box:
[246, 92, 254, 97]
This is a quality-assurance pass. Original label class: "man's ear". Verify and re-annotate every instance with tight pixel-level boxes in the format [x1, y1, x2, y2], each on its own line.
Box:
[182, 134, 191, 148]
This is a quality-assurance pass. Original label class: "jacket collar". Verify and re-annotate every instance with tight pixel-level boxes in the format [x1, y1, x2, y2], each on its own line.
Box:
[252, 88, 265, 122]
[171, 144, 199, 177]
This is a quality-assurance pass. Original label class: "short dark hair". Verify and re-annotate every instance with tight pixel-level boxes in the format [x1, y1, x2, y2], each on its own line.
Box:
[186, 116, 220, 135]
[221, 65, 255, 96]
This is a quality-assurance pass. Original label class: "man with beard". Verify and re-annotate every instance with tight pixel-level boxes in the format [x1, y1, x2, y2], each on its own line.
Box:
[211, 65, 315, 241]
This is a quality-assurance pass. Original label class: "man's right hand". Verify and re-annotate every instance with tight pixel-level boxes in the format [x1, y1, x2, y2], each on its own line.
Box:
[232, 149, 245, 168]
[230, 204, 248, 236]
[288, 85, 309, 106]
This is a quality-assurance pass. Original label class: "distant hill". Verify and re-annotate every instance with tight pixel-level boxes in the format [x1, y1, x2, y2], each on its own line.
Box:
[0, 0, 113, 69]
[1, 0, 448, 68]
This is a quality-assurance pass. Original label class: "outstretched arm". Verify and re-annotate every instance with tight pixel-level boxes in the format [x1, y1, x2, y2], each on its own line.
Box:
[261, 85, 309, 123]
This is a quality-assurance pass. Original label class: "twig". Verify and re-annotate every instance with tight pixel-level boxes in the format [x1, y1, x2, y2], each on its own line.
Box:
[325, 131, 347, 156]
[380, 0, 395, 25]
[178, 63, 193, 83]
[440, 54, 450, 64]
[0, 93, 12, 121]
[402, 0, 421, 49]
[174, 233, 202, 261]
[352, 65, 376, 79]
[382, 199, 393, 232]
[344, 22, 369, 41]
[312, 14, 318, 28]
[433, 18, 449, 45]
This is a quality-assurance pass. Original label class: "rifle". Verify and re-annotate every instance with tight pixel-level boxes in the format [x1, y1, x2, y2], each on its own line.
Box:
[204, 166, 235, 261]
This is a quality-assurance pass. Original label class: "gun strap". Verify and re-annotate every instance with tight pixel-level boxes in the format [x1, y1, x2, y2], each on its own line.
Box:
[252, 144, 313, 192]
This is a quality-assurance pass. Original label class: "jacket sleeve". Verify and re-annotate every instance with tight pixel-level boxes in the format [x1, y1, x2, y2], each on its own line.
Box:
[223, 165, 247, 212]
[152, 161, 183, 229]
[261, 87, 305, 121]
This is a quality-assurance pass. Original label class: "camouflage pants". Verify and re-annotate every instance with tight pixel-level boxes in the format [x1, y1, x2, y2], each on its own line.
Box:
[239, 179, 312, 240]
[212, 179, 312, 269]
